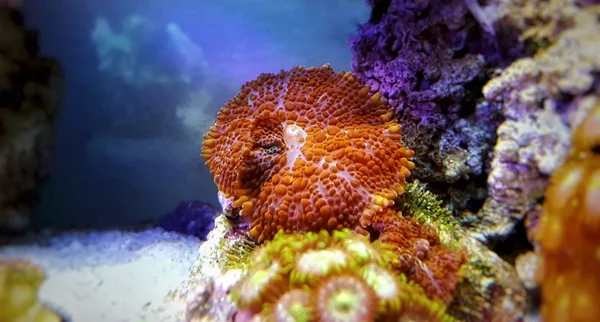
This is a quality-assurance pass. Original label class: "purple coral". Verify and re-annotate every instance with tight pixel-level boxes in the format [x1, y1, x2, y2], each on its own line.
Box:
[350, 0, 494, 186]
[157, 201, 219, 240]
[351, 0, 488, 115]
[350, 0, 521, 213]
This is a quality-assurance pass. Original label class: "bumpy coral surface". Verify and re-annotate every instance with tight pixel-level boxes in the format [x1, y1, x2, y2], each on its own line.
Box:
[536, 103, 600, 322]
[398, 181, 526, 321]
[0, 8, 63, 230]
[231, 229, 454, 322]
[202, 66, 465, 302]
[202, 65, 414, 241]
[182, 181, 527, 322]
[0, 257, 61, 322]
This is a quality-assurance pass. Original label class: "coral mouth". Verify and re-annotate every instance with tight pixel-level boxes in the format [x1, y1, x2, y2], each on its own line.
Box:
[282, 123, 308, 169]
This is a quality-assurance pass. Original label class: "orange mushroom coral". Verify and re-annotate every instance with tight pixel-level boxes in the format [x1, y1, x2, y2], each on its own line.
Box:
[202, 65, 465, 302]
[202, 65, 415, 241]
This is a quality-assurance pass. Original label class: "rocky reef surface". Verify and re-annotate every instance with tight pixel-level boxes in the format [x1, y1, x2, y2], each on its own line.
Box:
[477, 0, 599, 242]
[351, 0, 600, 246]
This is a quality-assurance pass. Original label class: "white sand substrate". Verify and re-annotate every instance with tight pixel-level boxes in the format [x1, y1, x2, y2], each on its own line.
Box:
[0, 228, 202, 322]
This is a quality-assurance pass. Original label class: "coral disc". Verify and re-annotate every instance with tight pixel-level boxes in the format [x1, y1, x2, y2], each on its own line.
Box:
[202, 65, 414, 242]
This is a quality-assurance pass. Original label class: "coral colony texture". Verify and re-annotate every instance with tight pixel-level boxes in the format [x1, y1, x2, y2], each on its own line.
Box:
[536, 103, 600, 322]
[180, 179, 526, 321]
[201, 65, 466, 304]
[231, 229, 454, 322]
[0, 8, 63, 230]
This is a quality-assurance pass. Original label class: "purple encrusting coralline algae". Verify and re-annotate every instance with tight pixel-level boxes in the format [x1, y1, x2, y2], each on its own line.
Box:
[349, 0, 519, 193]
[349, 0, 527, 237]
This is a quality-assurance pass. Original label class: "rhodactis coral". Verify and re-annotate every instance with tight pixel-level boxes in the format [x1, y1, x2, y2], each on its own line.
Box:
[201, 66, 465, 302]
[231, 229, 455, 322]
[202, 65, 414, 241]
[536, 102, 600, 322]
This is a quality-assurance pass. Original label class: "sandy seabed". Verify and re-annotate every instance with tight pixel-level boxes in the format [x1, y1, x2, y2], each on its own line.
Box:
[0, 228, 202, 322]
